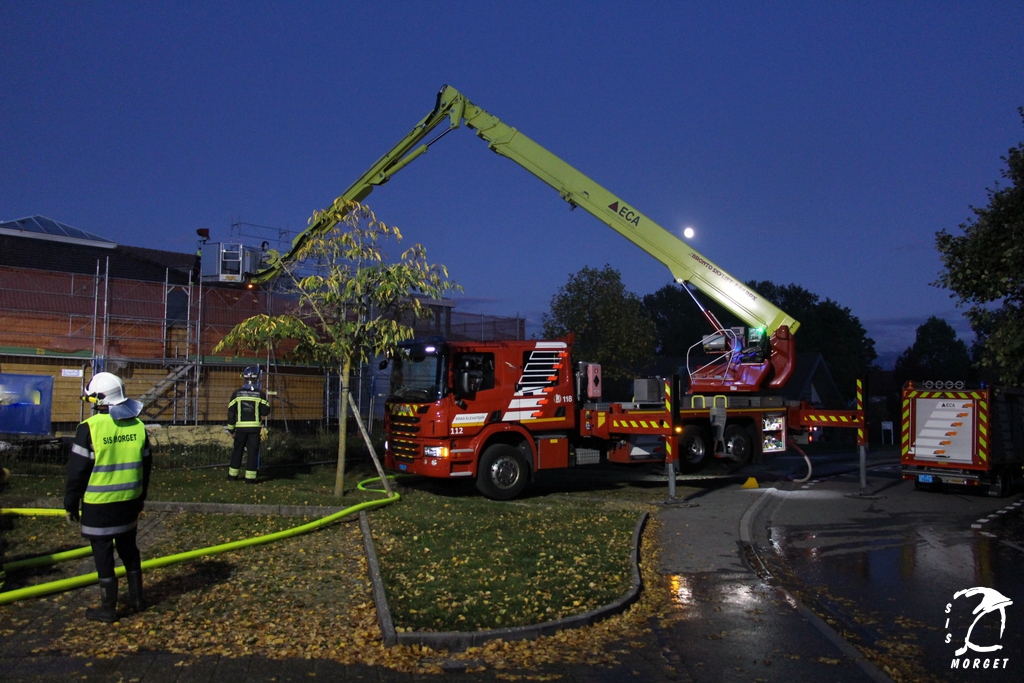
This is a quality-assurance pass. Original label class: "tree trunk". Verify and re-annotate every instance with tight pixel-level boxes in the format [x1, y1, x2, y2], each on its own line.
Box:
[334, 356, 352, 497]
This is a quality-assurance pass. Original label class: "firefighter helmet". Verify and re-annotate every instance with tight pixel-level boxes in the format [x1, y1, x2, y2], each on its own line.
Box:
[86, 372, 127, 406]
[85, 372, 143, 419]
[86, 372, 143, 419]
[242, 366, 261, 381]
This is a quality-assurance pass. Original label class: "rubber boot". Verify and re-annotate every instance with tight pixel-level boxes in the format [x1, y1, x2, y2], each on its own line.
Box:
[86, 577, 118, 623]
[127, 570, 146, 613]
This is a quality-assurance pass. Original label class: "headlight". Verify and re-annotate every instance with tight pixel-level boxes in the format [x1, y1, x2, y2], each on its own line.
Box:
[423, 446, 449, 458]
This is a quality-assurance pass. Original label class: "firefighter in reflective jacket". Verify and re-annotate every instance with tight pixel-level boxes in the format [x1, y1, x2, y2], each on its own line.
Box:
[65, 372, 151, 623]
[227, 366, 270, 483]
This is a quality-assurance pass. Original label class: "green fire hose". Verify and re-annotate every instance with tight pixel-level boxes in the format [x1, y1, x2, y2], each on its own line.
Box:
[0, 476, 400, 606]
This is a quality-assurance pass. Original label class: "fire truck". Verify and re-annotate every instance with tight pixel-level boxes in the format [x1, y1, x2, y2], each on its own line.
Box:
[383, 335, 863, 499]
[900, 382, 1024, 497]
[250, 85, 866, 499]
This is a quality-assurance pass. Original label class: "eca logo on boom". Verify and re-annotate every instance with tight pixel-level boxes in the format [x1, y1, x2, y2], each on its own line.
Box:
[607, 201, 641, 227]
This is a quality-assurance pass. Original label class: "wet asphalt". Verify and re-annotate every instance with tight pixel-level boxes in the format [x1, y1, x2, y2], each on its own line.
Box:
[7, 450, 1012, 682]
[750, 461, 1024, 682]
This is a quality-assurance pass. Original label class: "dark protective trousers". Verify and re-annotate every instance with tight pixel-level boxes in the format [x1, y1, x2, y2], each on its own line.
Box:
[230, 428, 261, 478]
[90, 528, 142, 579]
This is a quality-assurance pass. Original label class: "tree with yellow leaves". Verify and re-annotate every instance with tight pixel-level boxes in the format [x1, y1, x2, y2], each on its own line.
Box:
[215, 201, 459, 496]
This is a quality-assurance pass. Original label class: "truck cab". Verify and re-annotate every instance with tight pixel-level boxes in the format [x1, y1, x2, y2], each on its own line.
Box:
[382, 337, 587, 498]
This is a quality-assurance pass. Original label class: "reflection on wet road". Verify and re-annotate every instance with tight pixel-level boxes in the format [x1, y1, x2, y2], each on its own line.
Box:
[664, 570, 879, 682]
[755, 464, 1024, 682]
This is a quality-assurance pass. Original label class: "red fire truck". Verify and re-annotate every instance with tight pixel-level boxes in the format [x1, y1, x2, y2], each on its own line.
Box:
[383, 335, 863, 499]
[249, 85, 867, 499]
[900, 382, 1024, 497]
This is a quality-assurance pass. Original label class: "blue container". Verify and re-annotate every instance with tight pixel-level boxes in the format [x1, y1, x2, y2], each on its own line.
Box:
[0, 374, 54, 435]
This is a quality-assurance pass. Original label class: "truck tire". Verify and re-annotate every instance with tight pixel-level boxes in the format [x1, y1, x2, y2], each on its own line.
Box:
[677, 425, 710, 473]
[723, 424, 753, 465]
[476, 444, 529, 500]
[988, 469, 1010, 498]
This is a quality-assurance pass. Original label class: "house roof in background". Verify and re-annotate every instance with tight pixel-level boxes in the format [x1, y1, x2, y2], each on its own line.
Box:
[0, 215, 116, 247]
[0, 215, 194, 284]
[120, 245, 197, 273]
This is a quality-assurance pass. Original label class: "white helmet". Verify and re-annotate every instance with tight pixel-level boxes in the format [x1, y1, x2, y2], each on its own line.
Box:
[86, 372, 143, 419]
[86, 372, 127, 406]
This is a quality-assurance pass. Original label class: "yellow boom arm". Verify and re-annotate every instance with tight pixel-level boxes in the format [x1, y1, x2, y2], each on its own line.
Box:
[252, 85, 799, 336]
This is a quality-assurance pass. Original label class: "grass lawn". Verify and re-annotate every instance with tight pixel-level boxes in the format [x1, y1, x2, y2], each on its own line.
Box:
[370, 480, 646, 632]
[2, 459, 386, 507]
[2, 462, 687, 671]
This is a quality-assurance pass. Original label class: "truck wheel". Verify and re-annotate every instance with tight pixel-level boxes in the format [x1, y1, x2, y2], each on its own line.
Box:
[476, 444, 529, 500]
[988, 469, 1010, 498]
[723, 424, 753, 465]
[677, 425, 710, 473]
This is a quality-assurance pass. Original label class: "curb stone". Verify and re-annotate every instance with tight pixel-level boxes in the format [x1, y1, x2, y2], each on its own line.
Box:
[359, 509, 649, 651]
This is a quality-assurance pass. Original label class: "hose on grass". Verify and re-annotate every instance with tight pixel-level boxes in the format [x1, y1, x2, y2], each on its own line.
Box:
[0, 475, 401, 605]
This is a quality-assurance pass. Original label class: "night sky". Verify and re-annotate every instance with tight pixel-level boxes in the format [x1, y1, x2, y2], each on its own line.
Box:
[3, 2, 1022, 367]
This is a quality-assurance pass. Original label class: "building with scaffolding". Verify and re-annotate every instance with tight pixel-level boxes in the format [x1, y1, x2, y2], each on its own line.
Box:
[0, 216, 524, 436]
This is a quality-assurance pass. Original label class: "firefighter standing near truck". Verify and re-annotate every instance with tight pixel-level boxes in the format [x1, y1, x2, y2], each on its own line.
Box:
[227, 366, 270, 483]
[65, 371, 151, 623]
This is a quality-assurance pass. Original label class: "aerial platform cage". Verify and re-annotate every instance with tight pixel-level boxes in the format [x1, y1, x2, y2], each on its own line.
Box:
[200, 243, 263, 284]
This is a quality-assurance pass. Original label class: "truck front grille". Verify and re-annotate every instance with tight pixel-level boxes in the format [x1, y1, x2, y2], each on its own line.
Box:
[391, 438, 420, 459]
[390, 415, 421, 435]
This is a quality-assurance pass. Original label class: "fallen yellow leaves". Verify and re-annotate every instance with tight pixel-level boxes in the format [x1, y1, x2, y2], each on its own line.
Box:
[3, 511, 675, 676]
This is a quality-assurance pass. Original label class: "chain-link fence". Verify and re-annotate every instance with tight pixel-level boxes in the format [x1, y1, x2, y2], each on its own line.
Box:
[449, 311, 526, 341]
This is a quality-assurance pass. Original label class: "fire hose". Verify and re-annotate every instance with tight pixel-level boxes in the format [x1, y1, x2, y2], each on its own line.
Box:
[0, 476, 400, 605]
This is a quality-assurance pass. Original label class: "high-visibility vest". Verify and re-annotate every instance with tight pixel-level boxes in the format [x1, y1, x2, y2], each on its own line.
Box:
[83, 414, 146, 504]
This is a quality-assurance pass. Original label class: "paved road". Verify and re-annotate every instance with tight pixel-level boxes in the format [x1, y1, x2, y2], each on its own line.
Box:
[750, 460, 1024, 682]
[655, 481, 886, 683]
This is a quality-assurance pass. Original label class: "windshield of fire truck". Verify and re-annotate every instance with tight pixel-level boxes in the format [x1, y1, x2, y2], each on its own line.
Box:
[388, 346, 443, 403]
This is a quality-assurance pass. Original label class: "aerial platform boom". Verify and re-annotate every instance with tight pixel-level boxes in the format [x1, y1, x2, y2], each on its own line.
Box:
[252, 85, 800, 391]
